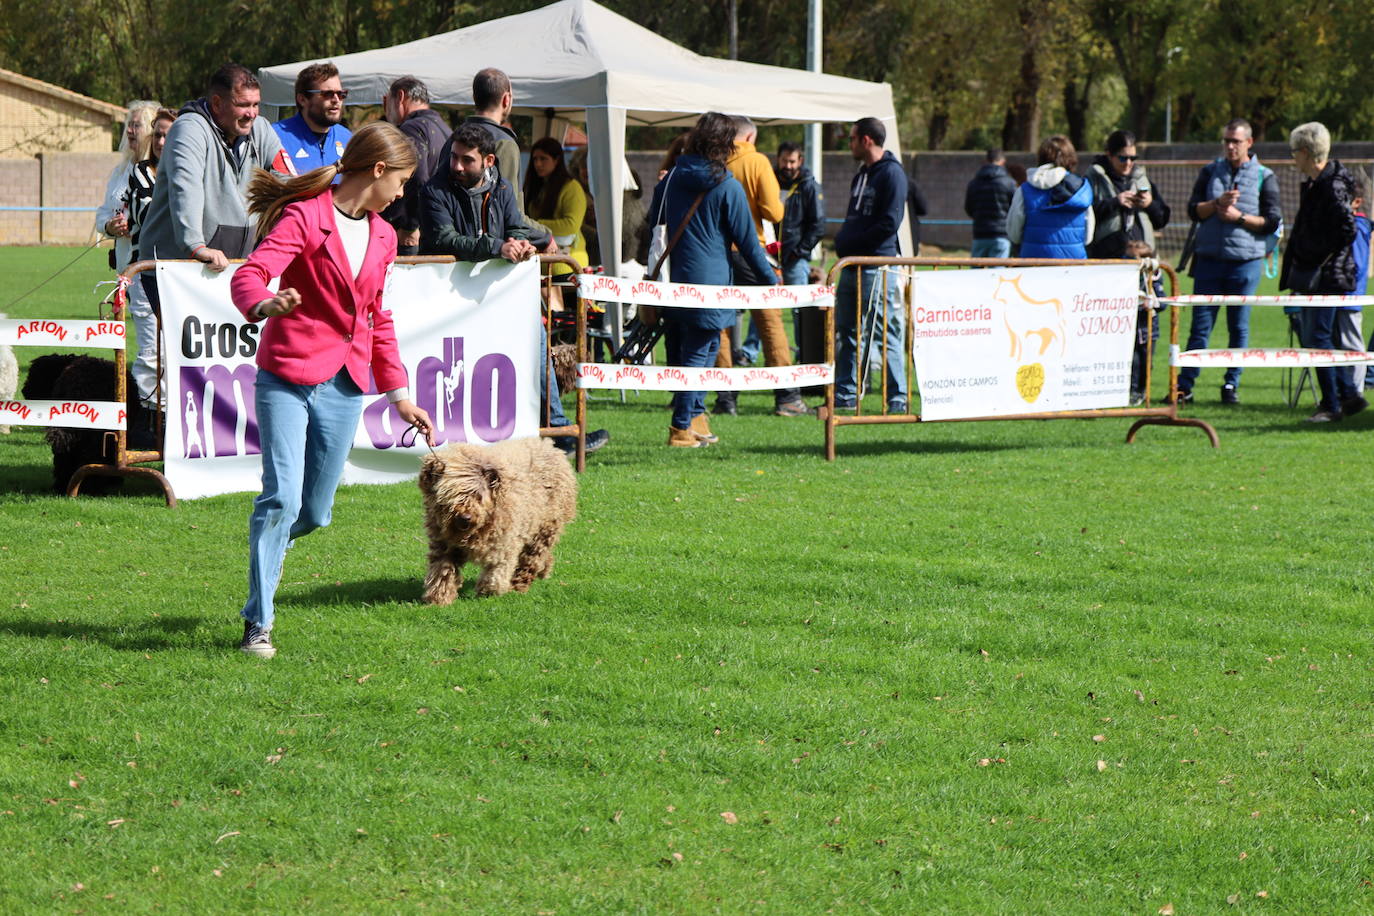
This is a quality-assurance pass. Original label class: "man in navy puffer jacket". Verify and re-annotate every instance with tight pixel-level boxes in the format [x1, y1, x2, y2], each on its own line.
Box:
[833, 117, 909, 412]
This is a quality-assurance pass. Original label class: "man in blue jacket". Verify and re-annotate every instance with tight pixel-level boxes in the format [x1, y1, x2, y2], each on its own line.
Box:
[1178, 119, 1282, 406]
[833, 117, 908, 412]
[272, 62, 352, 173]
[421, 124, 606, 454]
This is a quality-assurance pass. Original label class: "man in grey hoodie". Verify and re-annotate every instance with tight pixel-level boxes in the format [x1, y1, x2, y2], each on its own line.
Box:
[139, 63, 287, 284]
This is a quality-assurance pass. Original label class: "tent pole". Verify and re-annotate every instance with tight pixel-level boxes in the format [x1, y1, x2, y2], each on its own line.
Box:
[805, 0, 823, 186]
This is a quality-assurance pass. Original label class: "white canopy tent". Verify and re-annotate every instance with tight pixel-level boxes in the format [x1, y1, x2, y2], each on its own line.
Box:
[259, 0, 907, 280]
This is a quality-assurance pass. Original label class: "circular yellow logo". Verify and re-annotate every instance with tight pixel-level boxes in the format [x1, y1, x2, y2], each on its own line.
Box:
[1015, 363, 1045, 403]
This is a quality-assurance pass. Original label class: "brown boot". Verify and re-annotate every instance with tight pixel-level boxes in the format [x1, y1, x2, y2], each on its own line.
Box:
[690, 413, 719, 444]
[668, 425, 705, 447]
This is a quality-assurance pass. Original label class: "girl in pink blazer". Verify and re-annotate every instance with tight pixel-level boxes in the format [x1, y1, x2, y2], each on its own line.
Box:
[230, 121, 434, 659]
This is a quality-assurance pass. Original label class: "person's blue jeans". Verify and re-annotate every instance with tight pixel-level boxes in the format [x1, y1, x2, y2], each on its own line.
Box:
[1178, 257, 1262, 392]
[540, 328, 570, 428]
[1300, 307, 1358, 411]
[834, 265, 907, 408]
[970, 237, 1012, 259]
[243, 368, 365, 630]
[782, 260, 810, 350]
[664, 322, 721, 430]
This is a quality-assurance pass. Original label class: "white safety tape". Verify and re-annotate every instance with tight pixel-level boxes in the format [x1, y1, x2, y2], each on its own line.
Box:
[576, 275, 834, 310]
[0, 399, 127, 430]
[575, 362, 833, 391]
[1171, 348, 1374, 368]
[1159, 295, 1374, 307]
[0, 318, 127, 348]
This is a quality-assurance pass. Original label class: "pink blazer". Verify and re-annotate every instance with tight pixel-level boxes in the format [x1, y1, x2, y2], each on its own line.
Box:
[230, 190, 407, 394]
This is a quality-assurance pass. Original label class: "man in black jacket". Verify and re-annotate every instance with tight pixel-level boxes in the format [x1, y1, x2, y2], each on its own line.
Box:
[421, 124, 606, 453]
[775, 141, 825, 286]
[421, 124, 536, 262]
[773, 141, 825, 361]
[964, 149, 1017, 258]
[382, 76, 452, 255]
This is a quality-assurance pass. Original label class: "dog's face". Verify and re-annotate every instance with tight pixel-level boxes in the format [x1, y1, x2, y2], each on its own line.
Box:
[419, 450, 502, 544]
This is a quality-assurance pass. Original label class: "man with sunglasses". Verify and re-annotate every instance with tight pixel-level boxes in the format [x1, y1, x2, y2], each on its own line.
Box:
[1177, 118, 1282, 406]
[272, 62, 353, 172]
[1087, 130, 1169, 260]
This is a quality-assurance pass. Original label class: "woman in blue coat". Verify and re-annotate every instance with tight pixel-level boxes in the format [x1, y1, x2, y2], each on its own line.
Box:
[648, 112, 776, 447]
[1007, 134, 1095, 259]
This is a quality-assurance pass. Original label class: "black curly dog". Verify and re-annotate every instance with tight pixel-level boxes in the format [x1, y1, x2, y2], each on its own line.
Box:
[21, 354, 153, 494]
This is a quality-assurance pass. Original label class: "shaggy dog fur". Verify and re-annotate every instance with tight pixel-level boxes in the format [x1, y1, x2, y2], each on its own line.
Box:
[418, 436, 578, 601]
[22, 353, 149, 493]
[551, 341, 578, 397]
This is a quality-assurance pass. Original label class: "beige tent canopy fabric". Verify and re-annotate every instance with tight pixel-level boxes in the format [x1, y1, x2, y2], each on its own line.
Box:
[258, 0, 903, 277]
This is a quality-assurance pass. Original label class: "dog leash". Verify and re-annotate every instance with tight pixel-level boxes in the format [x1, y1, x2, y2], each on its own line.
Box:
[399, 421, 437, 454]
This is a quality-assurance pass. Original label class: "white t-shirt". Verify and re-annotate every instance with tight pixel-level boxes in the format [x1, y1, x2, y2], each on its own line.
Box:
[334, 206, 370, 279]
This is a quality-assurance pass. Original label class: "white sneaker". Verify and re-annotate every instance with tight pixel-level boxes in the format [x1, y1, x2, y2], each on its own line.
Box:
[239, 620, 276, 658]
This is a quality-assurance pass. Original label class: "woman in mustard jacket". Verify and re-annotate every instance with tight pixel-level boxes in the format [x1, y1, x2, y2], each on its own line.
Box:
[524, 137, 589, 280]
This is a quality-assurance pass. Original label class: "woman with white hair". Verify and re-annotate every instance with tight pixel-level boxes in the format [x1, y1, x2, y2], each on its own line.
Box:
[95, 101, 160, 271]
[1281, 120, 1364, 422]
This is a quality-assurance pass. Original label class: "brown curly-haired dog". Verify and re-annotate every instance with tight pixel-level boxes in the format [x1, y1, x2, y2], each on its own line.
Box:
[418, 437, 578, 602]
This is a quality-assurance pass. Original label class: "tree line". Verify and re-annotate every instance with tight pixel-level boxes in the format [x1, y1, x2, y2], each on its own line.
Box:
[2, 0, 1368, 152]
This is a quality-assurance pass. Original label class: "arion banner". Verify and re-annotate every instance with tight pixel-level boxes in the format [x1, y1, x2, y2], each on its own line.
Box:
[157, 259, 540, 500]
[909, 264, 1140, 420]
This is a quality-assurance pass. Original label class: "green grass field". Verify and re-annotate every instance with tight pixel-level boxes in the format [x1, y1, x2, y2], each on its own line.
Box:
[3, 247, 1373, 913]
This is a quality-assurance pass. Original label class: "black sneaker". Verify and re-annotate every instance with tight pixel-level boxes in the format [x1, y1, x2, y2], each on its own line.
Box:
[712, 393, 738, 415]
[240, 620, 276, 658]
[553, 429, 610, 455]
[1172, 389, 1194, 405]
[1220, 385, 1239, 406]
[1341, 395, 1369, 417]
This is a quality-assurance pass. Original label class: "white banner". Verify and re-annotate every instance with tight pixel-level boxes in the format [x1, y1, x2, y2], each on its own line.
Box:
[0, 399, 126, 430]
[910, 264, 1140, 420]
[575, 362, 833, 391]
[158, 259, 541, 500]
[1173, 346, 1374, 367]
[0, 318, 127, 349]
[576, 274, 834, 310]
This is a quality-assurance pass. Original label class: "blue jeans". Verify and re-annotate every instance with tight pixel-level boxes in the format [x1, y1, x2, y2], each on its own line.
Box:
[783, 260, 810, 346]
[1300, 307, 1358, 411]
[664, 322, 721, 430]
[834, 265, 907, 407]
[1178, 257, 1262, 392]
[540, 328, 570, 428]
[971, 237, 1012, 259]
[244, 368, 365, 629]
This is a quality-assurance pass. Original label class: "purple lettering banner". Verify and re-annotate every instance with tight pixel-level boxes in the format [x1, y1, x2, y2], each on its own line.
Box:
[158, 260, 541, 500]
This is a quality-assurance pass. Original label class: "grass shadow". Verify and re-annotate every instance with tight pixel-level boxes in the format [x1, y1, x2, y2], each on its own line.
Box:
[0, 613, 204, 651]
[277, 576, 428, 608]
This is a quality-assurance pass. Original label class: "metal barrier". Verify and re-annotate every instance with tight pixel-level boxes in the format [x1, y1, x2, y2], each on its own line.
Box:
[1163, 293, 1374, 415]
[821, 256, 1219, 460]
[69, 254, 591, 505]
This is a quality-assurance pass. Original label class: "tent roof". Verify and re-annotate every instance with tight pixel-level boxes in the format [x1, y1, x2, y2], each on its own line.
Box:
[258, 0, 894, 126]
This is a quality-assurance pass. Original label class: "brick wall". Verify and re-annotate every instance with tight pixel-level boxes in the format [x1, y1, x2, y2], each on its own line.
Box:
[41, 151, 120, 244]
[0, 151, 118, 245]
[0, 158, 39, 244]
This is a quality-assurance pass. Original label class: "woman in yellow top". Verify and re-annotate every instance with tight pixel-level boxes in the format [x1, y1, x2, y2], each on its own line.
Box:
[524, 137, 588, 280]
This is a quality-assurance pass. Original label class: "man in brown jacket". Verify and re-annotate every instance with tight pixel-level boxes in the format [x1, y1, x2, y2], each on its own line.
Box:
[713, 116, 811, 417]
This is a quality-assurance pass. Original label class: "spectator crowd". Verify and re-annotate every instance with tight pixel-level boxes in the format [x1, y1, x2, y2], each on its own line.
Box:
[96, 57, 1373, 460]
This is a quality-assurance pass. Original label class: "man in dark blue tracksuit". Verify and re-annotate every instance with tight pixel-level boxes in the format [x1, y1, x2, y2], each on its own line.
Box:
[833, 117, 908, 411]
